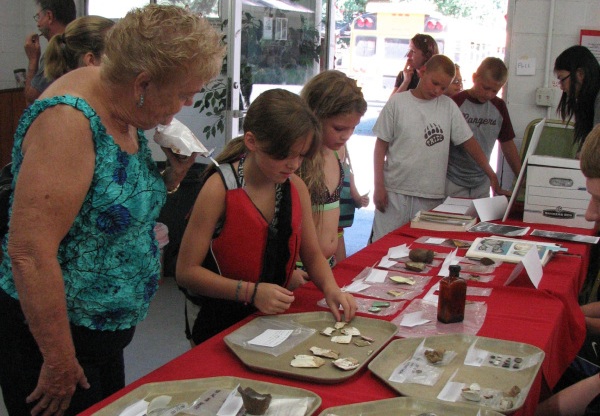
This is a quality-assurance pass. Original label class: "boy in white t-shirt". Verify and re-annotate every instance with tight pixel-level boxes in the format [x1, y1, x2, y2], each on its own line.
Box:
[371, 55, 506, 242]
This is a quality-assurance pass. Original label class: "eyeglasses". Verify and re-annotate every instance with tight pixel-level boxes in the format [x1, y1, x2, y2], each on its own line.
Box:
[557, 73, 571, 84]
[33, 9, 46, 22]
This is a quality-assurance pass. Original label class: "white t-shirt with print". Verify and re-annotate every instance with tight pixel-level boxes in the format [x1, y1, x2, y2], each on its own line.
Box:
[373, 91, 473, 199]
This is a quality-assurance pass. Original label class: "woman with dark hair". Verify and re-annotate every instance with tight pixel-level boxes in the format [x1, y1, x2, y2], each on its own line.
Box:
[390, 33, 439, 96]
[554, 45, 600, 152]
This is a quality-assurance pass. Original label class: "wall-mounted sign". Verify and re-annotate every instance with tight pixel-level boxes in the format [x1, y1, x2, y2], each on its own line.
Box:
[580, 29, 600, 63]
[516, 56, 536, 76]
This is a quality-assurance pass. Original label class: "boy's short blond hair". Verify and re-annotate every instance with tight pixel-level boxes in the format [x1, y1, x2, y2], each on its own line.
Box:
[423, 55, 455, 78]
[581, 124, 600, 179]
[476, 57, 508, 83]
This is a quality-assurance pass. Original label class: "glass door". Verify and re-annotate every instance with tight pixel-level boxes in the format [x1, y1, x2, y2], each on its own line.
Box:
[225, 0, 325, 138]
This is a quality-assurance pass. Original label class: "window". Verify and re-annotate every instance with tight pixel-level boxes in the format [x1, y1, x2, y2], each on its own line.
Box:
[87, 0, 220, 19]
[355, 36, 376, 57]
[87, 0, 150, 18]
[383, 38, 409, 60]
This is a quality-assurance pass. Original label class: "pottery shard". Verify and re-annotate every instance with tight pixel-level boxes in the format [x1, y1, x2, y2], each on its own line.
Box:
[461, 390, 481, 402]
[389, 275, 416, 285]
[409, 248, 435, 263]
[332, 357, 360, 371]
[480, 257, 495, 266]
[290, 355, 325, 368]
[331, 334, 352, 344]
[405, 262, 426, 272]
[341, 326, 361, 336]
[334, 322, 347, 330]
[424, 348, 445, 364]
[237, 386, 272, 415]
[321, 327, 335, 336]
[309, 346, 340, 359]
[505, 385, 521, 397]
[353, 339, 371, 347]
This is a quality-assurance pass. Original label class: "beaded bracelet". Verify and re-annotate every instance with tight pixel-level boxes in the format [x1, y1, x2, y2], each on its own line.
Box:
[250, 282, 260, 305]
[235, 280, 243, 302]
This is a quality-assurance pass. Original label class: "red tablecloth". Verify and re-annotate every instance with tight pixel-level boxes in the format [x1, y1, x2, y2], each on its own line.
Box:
[80, 221, 590, 416]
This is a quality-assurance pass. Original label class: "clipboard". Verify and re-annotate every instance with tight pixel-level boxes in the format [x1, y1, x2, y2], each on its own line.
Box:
[502, 118, 546, 222]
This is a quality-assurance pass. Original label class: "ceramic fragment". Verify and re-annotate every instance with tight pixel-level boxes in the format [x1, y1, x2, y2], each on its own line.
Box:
[389, 275, 416, 285]
[331, 334, 352, 344]
[341, 326, 361, 336]
[321, 327, 335, 336]
[309, 346, 339, 359]
[290, 355, 325, 368]
[332, 357, 360, 371]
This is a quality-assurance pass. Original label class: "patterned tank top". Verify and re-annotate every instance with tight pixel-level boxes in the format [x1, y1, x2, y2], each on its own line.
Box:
[0, 95, 166, 330]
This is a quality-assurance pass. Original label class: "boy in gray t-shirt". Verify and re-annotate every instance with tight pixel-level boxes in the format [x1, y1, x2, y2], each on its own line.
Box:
[371, 55, 506, 242]
[446, 57, 521, 198]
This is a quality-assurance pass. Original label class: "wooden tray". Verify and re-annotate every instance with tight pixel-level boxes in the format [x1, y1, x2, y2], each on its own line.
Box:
[318, 397, 505, 415]
[224, 311, 398, 384]
[91, 376, 321, 415]
[368, 334, 544, 413]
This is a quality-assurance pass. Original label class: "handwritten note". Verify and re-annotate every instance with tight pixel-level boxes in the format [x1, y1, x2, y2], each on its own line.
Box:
[248, 329, 293, 347]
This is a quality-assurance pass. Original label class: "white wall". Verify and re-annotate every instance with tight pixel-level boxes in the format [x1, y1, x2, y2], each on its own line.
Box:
[500, 0, 600, 186]
[0, 1, 36, 90]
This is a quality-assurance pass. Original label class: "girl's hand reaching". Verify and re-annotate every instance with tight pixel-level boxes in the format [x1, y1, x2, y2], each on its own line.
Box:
[325, 290, 357, 323]
[252, 283, 295, 314]
[287, 268, 310, 291]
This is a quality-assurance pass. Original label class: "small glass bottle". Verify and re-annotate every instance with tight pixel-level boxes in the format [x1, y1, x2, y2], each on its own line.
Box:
[437, 265, 466, 324]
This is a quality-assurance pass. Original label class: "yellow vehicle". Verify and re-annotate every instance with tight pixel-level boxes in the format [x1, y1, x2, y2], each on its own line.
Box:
[348, 2, 447, 95]
[347, 2, 506, 100]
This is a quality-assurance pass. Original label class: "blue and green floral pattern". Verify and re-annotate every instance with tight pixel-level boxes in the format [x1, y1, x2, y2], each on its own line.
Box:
[0, 96, 166, 330]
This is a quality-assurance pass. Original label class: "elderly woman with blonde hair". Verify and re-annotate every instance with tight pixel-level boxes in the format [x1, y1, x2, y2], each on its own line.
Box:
[0, 5, 224, 415]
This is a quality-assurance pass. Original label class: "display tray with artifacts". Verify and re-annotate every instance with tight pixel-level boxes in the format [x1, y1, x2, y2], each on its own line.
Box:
[368, 334, 544, 414]
[318, 396, 505, 416]
[91, 376, 321, 416]
[224, 312, 397, 384]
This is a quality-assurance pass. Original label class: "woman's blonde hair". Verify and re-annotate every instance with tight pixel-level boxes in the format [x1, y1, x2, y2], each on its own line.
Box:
[101, 4, 225, 87]
[299, 70, 366, 205]
[203, 89, 321, 180]
[44, 15, 114, 81]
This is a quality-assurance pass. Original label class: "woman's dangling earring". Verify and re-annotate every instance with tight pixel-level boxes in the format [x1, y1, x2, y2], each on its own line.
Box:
[137, 94, 145, 108]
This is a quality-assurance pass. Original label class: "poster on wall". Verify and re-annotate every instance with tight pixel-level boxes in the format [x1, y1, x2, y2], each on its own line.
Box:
[580, 29, 600, 63]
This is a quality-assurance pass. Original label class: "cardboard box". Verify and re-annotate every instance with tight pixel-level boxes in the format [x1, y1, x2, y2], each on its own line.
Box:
[524, 155, 593, 229]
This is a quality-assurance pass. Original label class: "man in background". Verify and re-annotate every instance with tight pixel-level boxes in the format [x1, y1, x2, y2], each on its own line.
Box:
[24, 0, 76, 105]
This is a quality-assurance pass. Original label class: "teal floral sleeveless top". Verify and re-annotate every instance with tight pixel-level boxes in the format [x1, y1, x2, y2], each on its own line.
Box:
[0, 96, 167, 330]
